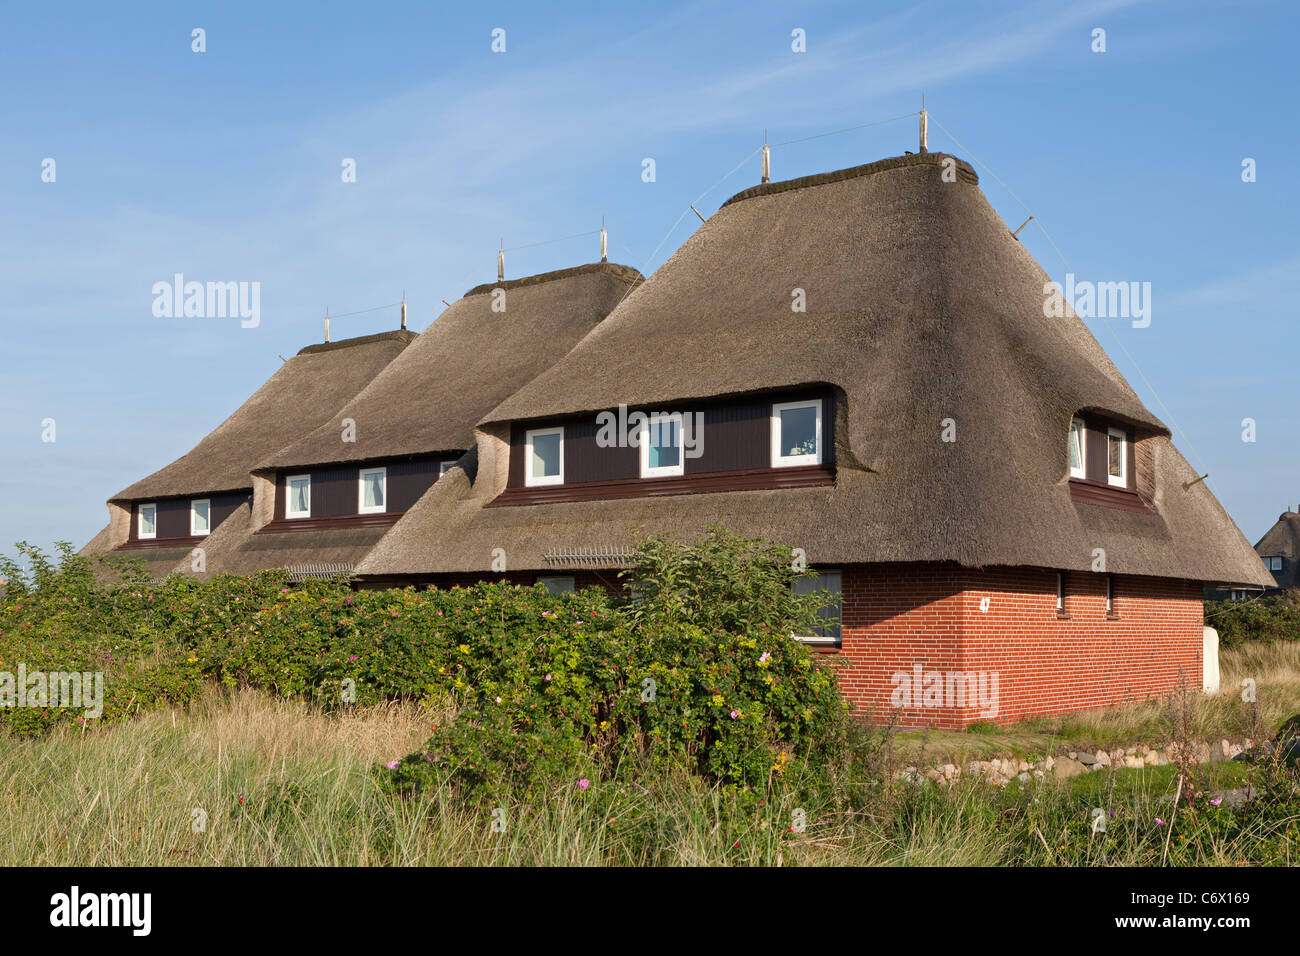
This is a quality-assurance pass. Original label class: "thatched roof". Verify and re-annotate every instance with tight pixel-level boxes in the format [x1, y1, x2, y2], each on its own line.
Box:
[358, 153, 1271, 587]
[111, 330, 416, 502]
[260, 263, 643, 471]
[1256, 512, 1300, 557]
[178, 504, 391, 580]
[79, 524, 197, 582]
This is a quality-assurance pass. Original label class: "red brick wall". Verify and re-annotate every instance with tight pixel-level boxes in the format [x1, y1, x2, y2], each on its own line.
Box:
[834, 563, 1204, 728]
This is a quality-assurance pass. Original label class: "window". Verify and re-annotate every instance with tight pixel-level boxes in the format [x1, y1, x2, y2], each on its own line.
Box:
[772, 399, 822, 467]
[138, 503, 157, 539]
[537, 575, 575, 596]
[1068, 418, 1087, 479]
[1107, 427, 1128, 487]
[1105, 574, 1115, 615]
[1056, 571, 1065, 614]
[639, 412, 684, 478]
[286, 475, 311, 519]
[358, 467, 387, 514]
[191, 498, 211, 536]
[1264, 555, 1283, 571]
[439, 460, 456, 476]
[792, 570, 842, 645]
[525, 427, 564, 487]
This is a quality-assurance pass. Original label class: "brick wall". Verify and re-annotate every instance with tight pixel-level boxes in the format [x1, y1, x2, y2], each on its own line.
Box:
[835, 563, 1204, 728]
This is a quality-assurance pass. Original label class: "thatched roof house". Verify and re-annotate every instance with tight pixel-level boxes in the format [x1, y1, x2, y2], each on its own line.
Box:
[1251, 508, 1300, 591]
[356, 150, 1269, 727]
[82, 330, 416, 578]
[191, 262, 643, 579]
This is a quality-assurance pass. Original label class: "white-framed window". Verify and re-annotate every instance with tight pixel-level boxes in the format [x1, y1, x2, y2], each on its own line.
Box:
[1105, 574, 1115, 615]
[138, 503, 157, 539]
[537, 575, 576, 596]
[1068, 418, 1087, 479]
[1056, 571, 1065, 613]
[525, 427, 564, 487]
[191, 498, 211, 536]
[1264, 555, 1283, 571]
[639, 412, 685, 478]
[439, 460, 455, 476]
[772, 399, 823, 467]
[792, 569, 842, 645]
[286, 475, 311, 519]
[359, 466, 387, 514]
[1106, 427, 1128, 487]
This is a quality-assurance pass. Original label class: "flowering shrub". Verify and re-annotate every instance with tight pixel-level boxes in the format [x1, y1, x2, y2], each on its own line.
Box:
[0, 531, 848, 798]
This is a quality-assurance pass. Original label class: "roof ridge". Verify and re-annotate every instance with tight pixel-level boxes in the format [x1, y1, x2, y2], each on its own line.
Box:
[296, 329, 418, 356]
[720, 152, 978, 209]
[464, 261, 643, 297]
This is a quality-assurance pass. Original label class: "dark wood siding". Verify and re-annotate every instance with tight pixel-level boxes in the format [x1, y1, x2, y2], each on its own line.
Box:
[388, 458, 443, 512]
[276, 457, 447, 519]
[128, 491, 247, 541]
[507, 389, 835, 489]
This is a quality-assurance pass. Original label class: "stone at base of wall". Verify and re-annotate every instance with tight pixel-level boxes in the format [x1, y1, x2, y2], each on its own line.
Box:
[899, 738, 1255, 786]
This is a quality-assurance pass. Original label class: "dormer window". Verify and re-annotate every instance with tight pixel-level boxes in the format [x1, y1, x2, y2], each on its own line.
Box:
[525, 427, 564, 487]
[639, 412, 684, 478]
[772, 399, 822, 467]
[359, 466, 387, 514]
[1068, 418, 1086, 479]
[1107, 427, 1128, 487]
[138, 503, 157, 539]
[1264, 555, 1283, 571]
[286, 475, 311, 519]
[191, 498, 211, 536]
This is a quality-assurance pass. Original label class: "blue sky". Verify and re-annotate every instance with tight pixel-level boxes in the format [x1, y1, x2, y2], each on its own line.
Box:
[1, 0, 1296, 556]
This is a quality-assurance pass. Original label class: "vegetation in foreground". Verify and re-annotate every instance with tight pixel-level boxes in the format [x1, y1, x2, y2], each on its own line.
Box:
[1, 687, 1297, 866]
[0, 534, 1298, 865]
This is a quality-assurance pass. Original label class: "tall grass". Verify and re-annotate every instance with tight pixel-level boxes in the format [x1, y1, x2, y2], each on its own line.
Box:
[2, 685, 1295, 866]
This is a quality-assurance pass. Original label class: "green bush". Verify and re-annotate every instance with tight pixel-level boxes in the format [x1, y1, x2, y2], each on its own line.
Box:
[1206, 591, 1300, 647]
[0, 530, 849, 801]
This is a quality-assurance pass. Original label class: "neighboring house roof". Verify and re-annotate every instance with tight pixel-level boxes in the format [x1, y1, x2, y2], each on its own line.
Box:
[110, 330, 417, 502]
[259, 262, 643, 472]
[358, 152, 1272, 588]
[1254, 511, 1300, 589]
[1255, 512, 1300, 555]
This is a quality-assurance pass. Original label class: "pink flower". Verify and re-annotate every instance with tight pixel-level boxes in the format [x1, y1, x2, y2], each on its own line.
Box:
[545, 674, 552, 681]
[577, 778, 591, 791]
[1210, 797, 1223, 807]
[385, 760, 400, 770]
[349, 655, 359, 662]
[759, 652, 770, 664]
[730, 710, 740, 719]
[1154, 818, 1165, 826]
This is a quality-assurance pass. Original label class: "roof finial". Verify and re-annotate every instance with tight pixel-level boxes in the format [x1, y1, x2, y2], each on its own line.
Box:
[761, 128, 770, 184]
[600, 216, 608, 263]
[919, 93, 928, 154]
[400, 291, 407, 330]
[497, 239, 505, 282]
[324, 307, 330, 343]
